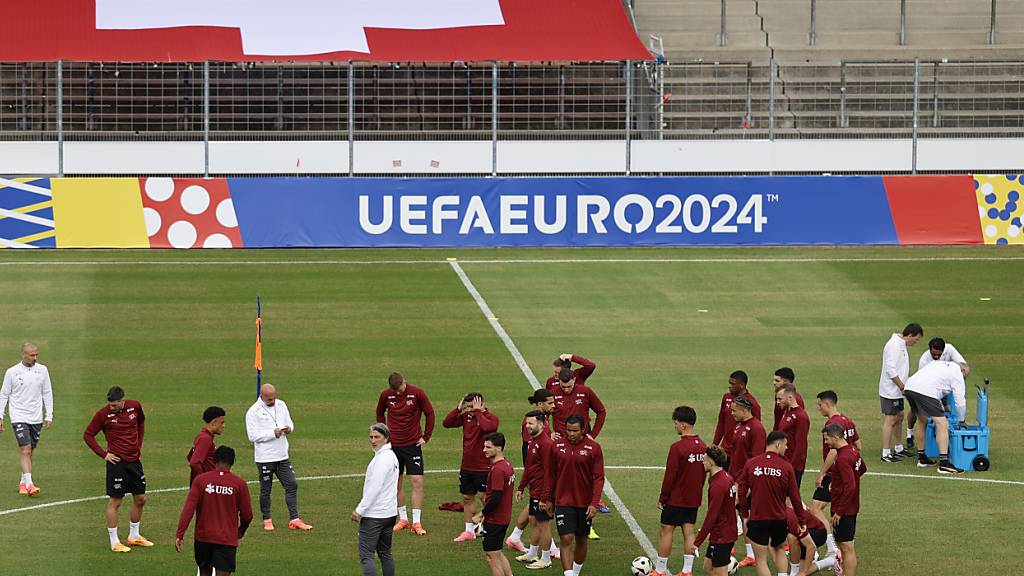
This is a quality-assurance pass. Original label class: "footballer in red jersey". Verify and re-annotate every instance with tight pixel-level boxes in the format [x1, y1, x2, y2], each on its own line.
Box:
[82, 386, 152, 552]
[375, 372, 434, 534]
[811, 390, 861, 553]
[653, 406, 707, 576]
[785, 504, 835, 576]
[507, 389, 557, 558]
[774, 383, 810, 488]
[736, 432, 807, 575]
[187, 406, 225, 484]
[551, 367, 606, 439]
[443, 392, 500, 542]
[471, 432, 516, 576]
[512, 410, 556, 569]
[771, 367, 805, 429]
[545, 353, 596, 392]
[824, 423, 866, 576]
[728, 395, 765, 568]
[694, 446, 737, 576]
[175, 446, 253, 576]
[542, 415, 604, 576]
[713, 370, 762, 454]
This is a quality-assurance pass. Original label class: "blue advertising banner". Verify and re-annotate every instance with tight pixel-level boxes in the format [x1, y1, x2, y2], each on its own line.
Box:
[228, 177, 899, 247]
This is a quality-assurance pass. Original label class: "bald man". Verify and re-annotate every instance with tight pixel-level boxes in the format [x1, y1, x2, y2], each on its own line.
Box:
[0, 343, 54, 496]
[246, 384, 312, 531]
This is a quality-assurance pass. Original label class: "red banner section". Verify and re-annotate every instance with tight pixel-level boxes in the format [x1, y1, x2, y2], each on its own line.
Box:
[0, 0, 650, 62]
[883, 175, 984, 245]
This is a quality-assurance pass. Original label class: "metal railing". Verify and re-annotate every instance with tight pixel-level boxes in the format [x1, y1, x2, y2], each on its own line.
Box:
[2, 60, 1024, 174]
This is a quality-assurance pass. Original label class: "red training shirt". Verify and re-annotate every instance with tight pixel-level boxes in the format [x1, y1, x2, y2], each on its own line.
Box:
[786, 506, 826, 538]
[737, 452, 806, 524]
[376, 384, 435, 447]
[774, 391, 805, 430]
[822, 413, 860, 462]
[545, 437, 605, 508]
[694, 469, 737, 547]
[552, 383, 607, 438]
[545, 354, 596, 391]
[778, 405, 810, 472]
[519, 432, 554, 497]
[176, 467, 253, 547]
[484, 459, 516, 525]
[713, 391, 762, 453]
[187, 428, 216, 483]
[829, 444, 866, 516]
[659, 434, 707, 509]
[728, 417, 766, 479]
[442, 408, 500, 472]
[83, 400, 146, 462]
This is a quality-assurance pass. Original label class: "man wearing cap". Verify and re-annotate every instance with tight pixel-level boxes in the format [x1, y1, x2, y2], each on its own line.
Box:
[353, 423, 399, 576]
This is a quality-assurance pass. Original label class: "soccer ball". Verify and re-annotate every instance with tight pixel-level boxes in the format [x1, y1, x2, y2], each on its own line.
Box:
[630, 556, 653, 575]
[727, 556, 740, 574]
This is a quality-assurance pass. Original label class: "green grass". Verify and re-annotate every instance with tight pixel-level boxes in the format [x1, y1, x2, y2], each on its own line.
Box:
[0, 246, 1020, 576]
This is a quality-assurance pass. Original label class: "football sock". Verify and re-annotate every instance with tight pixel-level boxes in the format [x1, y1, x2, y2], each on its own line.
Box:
[906, 428, 914, 440]
[894, 443, 904, 453]
[129, 521, 140, 540]
[564, 571, 574, 576]
[399, 506, 408, 521]
[825, 533, 837, 554]
[510, 527, 524, 542]
[881, 448, 891, 457]
[527, 545, 539, 558]
[735, 515, 744, 533]
[465, 522, 475, 533]
[572, 561, 583, 575]
[550, 540, 559, 552]
[816, 555, 837, 570]
[541, 550, 551, 562]
[683, 554, 695, 572]
[23, 473, 32, 485]
[412, 509, 421, 524]
[655, 557, 668, 573]
[107, 528, 119, 547]
[789, 564, 800, 576]
[745, 544, 754, 559]
[779, 572, 788, 576]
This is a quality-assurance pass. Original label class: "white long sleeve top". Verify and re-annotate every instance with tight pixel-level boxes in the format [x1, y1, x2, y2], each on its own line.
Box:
[356, 443, 399, 519]
[918, 343, 966, 371]
[905, 361, 968, 422]
[878, 333, 910, 399]
[246, 398, 295, 463]
[0, 362, 53, 424]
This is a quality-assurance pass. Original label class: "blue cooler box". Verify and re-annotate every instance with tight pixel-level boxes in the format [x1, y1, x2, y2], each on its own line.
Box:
[923, 386, 990, 471]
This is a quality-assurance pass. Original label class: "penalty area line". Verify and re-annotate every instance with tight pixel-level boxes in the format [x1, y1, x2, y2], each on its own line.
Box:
[450, 260, 659, 559]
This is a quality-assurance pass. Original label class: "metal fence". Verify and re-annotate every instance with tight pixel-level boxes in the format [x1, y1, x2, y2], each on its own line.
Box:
[2, 59, 1024, 172]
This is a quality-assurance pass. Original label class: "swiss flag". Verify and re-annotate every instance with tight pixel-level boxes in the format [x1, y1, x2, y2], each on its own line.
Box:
[0, 0, 650, 62]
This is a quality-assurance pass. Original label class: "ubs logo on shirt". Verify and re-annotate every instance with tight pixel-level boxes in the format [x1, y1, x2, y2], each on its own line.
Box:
[687, 453, 705, 463]
[753, 466, 782, 478]
[579, 450, 588, 456]
[406, 400, 414, 406]
[205, 483, 234, 495]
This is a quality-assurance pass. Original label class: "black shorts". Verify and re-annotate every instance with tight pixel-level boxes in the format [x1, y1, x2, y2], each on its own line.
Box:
[660, 505, 698, 527]
[393, 444, 424, 476]
[812, 474, 832, 503]
[707, 542, 735, 568]
[481, 523, 508, 552]
[194, 540, 237, 573]
[12, 422, 42, 449]
[529, 498, 552, 522]
[106, 459, 146, 498]
[904, 390, 945, 418]
[795, 470, 804, 490]
[554, 506, 592, 537]
[522, 442, 529, 467]
[880, 396, 904, 415]
[747, 519, 788, 547]
[459, 469, 489, 495]
[798, 527, 829, 560]
[833, 514, 857, 543]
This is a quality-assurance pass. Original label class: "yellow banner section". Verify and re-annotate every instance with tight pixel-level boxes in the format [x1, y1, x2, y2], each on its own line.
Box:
[975, 174, 1023, 245]
[51, 178, 149, 248]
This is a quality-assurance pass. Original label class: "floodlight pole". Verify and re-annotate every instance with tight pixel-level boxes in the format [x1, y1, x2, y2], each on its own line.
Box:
[912, 58, 920, 174]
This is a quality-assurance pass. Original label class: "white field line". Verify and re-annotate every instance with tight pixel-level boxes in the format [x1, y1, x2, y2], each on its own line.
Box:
[1, 464, 1018, 519]
[450, 260, 660, 559]
[1, 256, 1024, 266]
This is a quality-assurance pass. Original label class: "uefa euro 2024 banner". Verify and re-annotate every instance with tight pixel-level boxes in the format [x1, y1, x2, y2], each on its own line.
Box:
[0, 175, 1010, 248]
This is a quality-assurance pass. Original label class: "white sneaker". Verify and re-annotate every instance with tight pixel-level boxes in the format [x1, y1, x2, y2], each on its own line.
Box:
[526, 558, 552, 570]
[516, 553, 538, 563]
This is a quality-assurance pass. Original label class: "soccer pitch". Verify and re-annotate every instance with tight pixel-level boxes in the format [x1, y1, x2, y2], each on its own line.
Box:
[0, 246, 1019, 576]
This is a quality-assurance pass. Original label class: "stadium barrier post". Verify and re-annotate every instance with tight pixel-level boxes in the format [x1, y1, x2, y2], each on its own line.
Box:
[625, 60, 633, 175]
[839, 61, 848, 128]
[809, 0, 817, 45]
[348, 62, 354, 177]
[203, 61, 210, 178]
[745, 62, 753, 129]
[768, 57, 776, 141]
[491, 62, 498, 177]
[932, 61, 940, 128]
[899, 0, 907, 45]
[657, 62, 665, 140]
[912, 58, 920, 174]
[989, 0, 997, 44]
[56, 60, 63, 177]
[718, 0, 728, 46]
